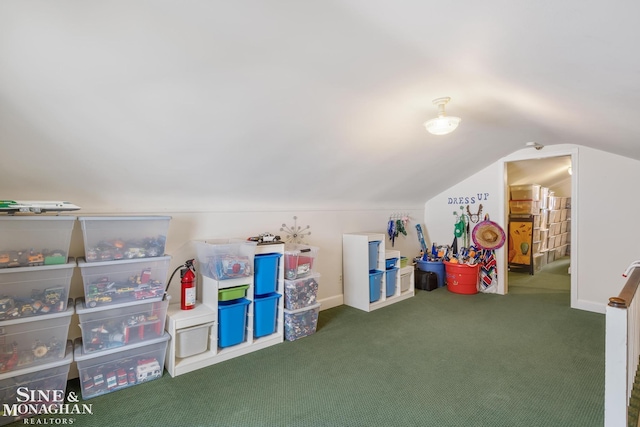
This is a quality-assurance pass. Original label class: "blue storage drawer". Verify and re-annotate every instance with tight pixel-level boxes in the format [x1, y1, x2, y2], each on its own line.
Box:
[254, 253, 282, 296]
[218, 298, 250, 348]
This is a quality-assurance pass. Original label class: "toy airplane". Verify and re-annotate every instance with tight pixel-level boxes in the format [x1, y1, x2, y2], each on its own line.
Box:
[0, 200, 81, 214]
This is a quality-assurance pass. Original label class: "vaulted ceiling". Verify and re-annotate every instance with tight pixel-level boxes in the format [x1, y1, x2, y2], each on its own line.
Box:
[1, 1, 638, 211]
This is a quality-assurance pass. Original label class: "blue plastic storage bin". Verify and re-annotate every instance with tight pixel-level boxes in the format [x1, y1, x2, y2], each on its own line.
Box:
[385, 267, 398, 297]
[254, 292, 281, 338]
[385, 258, 398, 269]
[368, 241, 381, 271]
[369, 270, 383, 302]
[218, 298, 250, 348]
[254, 253, 282, 296]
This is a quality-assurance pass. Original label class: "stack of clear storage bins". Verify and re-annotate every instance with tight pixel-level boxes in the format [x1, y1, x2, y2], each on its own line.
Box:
[74, 216, 171, 399]
[0, 215, 76, 424]
[282, 244, 320, 341]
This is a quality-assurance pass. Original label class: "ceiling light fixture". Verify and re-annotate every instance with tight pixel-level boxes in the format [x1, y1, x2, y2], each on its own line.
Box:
[424, 97, 461, 135]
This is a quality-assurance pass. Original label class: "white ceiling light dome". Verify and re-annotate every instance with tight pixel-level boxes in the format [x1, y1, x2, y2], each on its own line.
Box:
[424, 97, 461, 136]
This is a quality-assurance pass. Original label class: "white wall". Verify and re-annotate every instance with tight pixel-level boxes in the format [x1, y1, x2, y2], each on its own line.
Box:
[423, 162, 507, 289]
[424, 143, 640, 313]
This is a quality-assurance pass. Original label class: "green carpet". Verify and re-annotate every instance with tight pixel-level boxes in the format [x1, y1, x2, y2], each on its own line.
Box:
[15, 257, 604, 426]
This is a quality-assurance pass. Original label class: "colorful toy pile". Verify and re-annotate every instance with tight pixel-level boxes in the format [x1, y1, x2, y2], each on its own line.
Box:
[84, 237, 166, 262]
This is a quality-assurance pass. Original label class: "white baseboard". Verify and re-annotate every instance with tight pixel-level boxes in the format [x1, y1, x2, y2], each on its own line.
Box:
[573, 298, 605, 314]
[318, 294, 343, 310]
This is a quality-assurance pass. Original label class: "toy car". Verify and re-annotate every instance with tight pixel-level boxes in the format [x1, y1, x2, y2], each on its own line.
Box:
[27, 252, 44, 266]
[117, 368, 128, 386]
[86, 294, 113, 308]
[136, 358, 161, 383]
[248, 233, 282, 243]
[0, 297, 18, 319]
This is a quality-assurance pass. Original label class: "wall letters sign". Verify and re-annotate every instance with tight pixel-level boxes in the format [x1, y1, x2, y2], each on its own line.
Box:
[447, 193, 490, 204]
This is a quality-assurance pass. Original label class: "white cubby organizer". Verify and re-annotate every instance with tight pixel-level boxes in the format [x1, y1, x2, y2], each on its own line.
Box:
[342, 233, 414, 312]
[165, 242, 284, 377]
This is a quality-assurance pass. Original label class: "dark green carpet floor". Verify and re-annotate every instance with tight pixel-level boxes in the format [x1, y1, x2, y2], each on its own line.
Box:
[16, 257, 604, 427]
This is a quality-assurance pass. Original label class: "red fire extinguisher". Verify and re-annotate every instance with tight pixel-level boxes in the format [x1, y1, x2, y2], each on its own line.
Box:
[165, 259, 196, 310]
[180, 259, 196, 310]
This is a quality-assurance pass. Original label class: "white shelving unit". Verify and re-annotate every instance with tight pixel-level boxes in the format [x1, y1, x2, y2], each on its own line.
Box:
[165, 243, 284, 377]
[342, 233, 414, 312]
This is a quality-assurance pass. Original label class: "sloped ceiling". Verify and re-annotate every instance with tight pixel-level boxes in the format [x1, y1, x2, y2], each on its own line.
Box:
[1, 1, 638, 211]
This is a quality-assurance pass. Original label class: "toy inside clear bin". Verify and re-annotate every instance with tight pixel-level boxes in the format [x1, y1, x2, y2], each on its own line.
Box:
[283, 244, 319, 280]
[195, 239, 257, 280]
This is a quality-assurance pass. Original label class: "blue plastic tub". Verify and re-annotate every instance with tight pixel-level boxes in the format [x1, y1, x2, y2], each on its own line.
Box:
[385, 258, 398, 269]
[385, 267, 399, 297]
[369, 270, 384, 302]
[218, 298, 250, 348]
[254, 292, 281, 338]
[416, 259, 445, 288]
[254, 253, 282, 296]
[368, 241, 381, 271]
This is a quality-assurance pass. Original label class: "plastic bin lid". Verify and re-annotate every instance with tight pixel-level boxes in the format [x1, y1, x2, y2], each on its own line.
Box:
[0, 258, 76, 275]
[78, 215, 171, 221]
[0, 215, 76, 222]
[284, 272, 321, 284]
[283, 243, 319, 255]
[283, 302, 321, 315]
[199, 238, 257, 246]
[74, 296, 169, 315]
[77, 255, 171, 268]
[0, 341, 73, 381]
[73, 333, 170, 362]
[0, 300, 73, 326]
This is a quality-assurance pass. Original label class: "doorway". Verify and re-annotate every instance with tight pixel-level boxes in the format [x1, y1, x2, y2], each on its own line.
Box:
[505, 156, 573, 297]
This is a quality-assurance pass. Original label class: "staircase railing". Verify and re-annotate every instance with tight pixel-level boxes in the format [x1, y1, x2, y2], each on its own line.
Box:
[605, 265, 640, 427]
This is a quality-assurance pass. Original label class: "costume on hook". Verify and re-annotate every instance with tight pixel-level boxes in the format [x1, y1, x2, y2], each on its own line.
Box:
[388, 214, 409, 247]
[387, 219, 397, 246]
[471, 214, 506, 294]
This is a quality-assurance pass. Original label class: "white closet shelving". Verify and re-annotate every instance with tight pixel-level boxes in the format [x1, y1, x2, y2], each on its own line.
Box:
[342, 233, 414, 312]
[165, 243, 284, 377]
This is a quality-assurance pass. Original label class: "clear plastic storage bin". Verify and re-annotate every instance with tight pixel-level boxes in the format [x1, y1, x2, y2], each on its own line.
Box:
[74, 333, 169, 399]
[0, 341, 72, 426]
[283, 273, 319, 310]
[283, 244, 319, 280]
[509, 200, 540, 214]
[78, 216, 171, 262]
[195, 240, 257, 281]
[0, 302, 73, 374]
[0, 216, 75, 268]
[510, 184, 541, 201]
[0, 260, 75, 321]
[76, 298, 169, 354]
[283, 302, 320, 341]
[78, 256, 171, 308]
